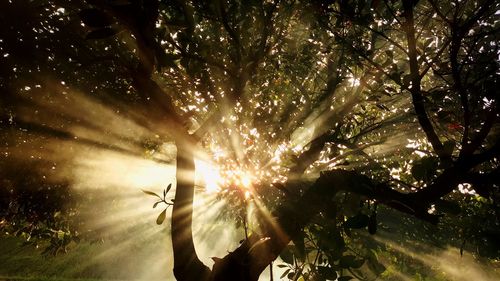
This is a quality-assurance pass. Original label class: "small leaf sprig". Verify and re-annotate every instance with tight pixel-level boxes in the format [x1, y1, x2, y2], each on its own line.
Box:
[142, 183, 174, 225]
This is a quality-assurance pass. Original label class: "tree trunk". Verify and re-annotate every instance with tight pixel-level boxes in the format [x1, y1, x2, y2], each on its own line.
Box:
[208, 171, 358, 280]
[171, 143, 211, 281]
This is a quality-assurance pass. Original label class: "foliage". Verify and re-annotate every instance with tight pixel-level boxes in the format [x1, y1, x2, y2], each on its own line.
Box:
[142, 183, 174, 225]
[0, 0, 499, 280]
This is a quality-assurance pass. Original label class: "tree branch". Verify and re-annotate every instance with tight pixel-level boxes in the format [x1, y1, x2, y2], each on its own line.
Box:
[403, 2, 447, 161]
[460, 107, 497, 157]
[211, 169, 438, 280]
[427, 0, 452, 25]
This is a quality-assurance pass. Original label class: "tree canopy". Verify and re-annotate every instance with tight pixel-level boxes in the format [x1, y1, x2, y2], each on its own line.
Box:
[0, 0, 499, 280]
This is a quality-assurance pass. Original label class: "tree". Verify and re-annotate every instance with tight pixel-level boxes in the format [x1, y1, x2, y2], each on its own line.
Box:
[0, 0, 498, 280]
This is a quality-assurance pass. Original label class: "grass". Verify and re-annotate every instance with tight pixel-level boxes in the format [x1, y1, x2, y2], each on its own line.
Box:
[0, 235, 115, 280]
[0, 224, 173, 281]
[1, 200, 498, 281]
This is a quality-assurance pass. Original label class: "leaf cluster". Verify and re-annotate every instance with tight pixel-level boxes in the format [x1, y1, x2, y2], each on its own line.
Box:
[142, 183, 174, 225]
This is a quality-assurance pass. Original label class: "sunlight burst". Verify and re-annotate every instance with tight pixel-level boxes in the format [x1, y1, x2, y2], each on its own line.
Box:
[195, 158, 258, 195]
[195, 159, 223, 193]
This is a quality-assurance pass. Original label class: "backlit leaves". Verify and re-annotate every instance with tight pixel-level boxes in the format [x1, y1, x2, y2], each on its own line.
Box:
[141, 189, 162, 199]
[142, 185, 174, 225]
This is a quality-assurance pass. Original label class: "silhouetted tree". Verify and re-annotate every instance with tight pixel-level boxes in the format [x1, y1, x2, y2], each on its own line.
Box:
[0, 0, 498, 280]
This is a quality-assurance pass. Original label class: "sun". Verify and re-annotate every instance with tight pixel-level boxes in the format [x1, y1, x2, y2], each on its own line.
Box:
[195, 159, 258, 197]
[195, 159, 223, 193]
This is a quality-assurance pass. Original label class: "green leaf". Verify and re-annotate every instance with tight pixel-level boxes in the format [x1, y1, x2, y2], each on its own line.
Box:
[153, 201, 161, 208]
[156, 209, 167, 225]
[369, 249, 379, 261]
[86, 27, 119, 40]
[280, 269, 291, 279]
[166, 183, 172, 194]
[344, 213, 369, 229]
[142, 189, 162, 199]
